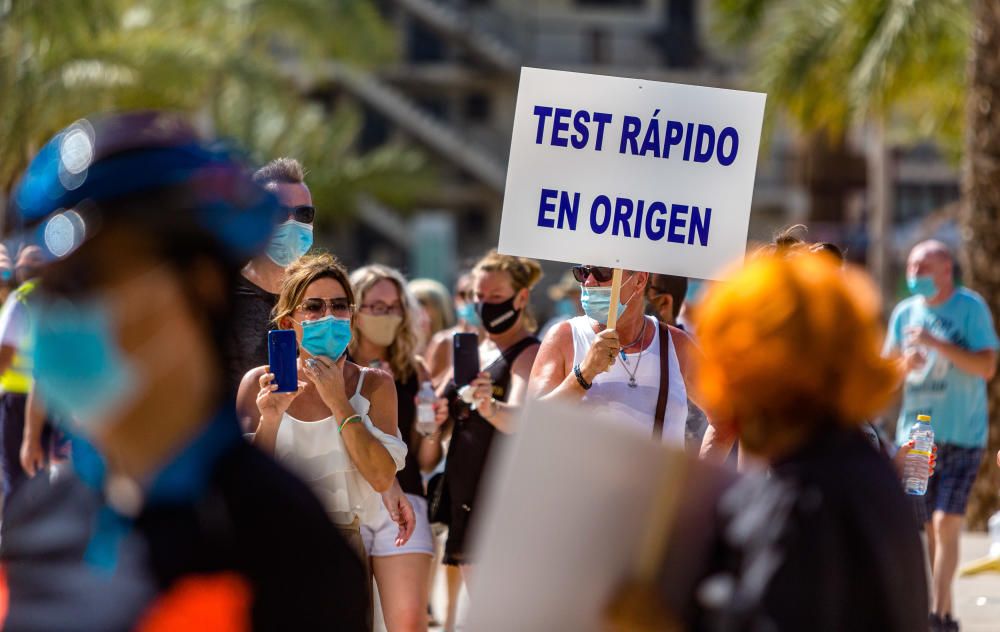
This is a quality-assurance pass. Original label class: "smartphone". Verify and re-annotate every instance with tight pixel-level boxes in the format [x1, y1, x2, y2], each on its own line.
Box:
[453, 332, 480, 387]
[267, 329, 299, 393]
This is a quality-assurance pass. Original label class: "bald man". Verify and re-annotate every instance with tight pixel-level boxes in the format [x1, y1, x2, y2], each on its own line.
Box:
[884, 240, 999, 631]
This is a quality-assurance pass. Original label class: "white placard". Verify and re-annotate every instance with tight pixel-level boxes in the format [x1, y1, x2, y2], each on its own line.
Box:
[465, 400, 735, 631]
[498, 67, 766, 280]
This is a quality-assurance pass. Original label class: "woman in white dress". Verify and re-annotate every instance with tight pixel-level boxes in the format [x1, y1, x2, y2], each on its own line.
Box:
[237, 254, 410, 613]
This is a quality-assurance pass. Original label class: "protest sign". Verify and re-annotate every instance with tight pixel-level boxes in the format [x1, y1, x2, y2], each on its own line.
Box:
[466, 400, 736, 631]
[497, 67, 766, 282]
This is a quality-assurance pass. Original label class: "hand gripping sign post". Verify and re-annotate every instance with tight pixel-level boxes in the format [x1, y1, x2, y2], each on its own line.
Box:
[497, 67, 766, 329]
[489, 68, 764, 625]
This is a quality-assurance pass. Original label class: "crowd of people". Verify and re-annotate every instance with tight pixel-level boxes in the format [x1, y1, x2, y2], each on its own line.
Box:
[0, 112, 997, 632]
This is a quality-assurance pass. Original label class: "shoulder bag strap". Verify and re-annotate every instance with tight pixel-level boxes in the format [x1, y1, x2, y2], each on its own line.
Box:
[653, 322, 671, 440]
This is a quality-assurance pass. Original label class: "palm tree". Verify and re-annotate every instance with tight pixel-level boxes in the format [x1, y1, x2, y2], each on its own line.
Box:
[0, 0, 431, 219]
[960, 0, 1000, 529]
[712, 0, 998, 527]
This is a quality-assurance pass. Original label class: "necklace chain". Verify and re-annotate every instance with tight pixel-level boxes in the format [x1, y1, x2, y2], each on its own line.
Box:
[620, 317, 647, 350]
[620, 318, 647, 388]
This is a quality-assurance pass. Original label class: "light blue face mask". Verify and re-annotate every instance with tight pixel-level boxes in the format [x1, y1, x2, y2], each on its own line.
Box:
[300, 316, 352, 359]
[555, 298, 578, 318]
[580, 284, 628, 324]
[456, 302, 481, 328]
[32, 297, 138, 430]
[266, 220, 313, 267]
[907, 275, 938, 299]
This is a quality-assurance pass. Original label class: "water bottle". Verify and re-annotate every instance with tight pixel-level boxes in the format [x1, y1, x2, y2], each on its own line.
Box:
[903, 414, 935, 495]
[988, 511, 1000, 558]
[415, 381, 437, 437]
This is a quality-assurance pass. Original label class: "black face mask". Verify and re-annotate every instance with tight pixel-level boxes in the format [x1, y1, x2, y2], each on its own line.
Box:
[477, 296, 520, 335]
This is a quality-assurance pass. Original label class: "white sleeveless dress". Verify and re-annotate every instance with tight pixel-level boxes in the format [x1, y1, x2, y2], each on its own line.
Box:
[274, 370, 407, 526]
[568, 315, 688, 445]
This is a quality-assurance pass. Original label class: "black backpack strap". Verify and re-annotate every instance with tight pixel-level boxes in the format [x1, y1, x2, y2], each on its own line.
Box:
[653, 322, 671, 440]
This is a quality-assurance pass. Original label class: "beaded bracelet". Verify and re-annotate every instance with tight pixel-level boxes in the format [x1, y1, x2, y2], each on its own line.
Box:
[339, 414, 362, 433]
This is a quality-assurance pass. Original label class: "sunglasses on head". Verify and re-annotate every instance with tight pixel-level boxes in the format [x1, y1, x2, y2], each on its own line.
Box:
[298, 297, 353, 317]
[283, 205, 316, 224]
[571, 265, 614, 283]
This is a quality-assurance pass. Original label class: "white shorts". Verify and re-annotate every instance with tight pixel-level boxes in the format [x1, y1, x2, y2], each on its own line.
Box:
[361, 493, 435, 558]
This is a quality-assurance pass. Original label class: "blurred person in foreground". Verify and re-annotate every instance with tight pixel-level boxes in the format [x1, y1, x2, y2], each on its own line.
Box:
[4, 112, 367, 630]
[884, 240, 998, 632]
[350, 264, 449, 632]
[224, 157, 314, 403]
[408, 278, 455, 356]
[683, 253, 927, 631]
[700, 229, 850, 465]
[440, 252, 542, 578]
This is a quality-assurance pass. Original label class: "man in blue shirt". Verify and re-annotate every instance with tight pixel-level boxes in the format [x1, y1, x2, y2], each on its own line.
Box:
[885, 240, 999, 632]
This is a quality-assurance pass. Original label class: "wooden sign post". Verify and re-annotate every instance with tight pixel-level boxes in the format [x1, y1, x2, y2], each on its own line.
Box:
[606, 268, 624, 330]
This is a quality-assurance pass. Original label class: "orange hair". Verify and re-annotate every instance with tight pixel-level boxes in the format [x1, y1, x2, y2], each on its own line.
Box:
[694, 254, 898, 455]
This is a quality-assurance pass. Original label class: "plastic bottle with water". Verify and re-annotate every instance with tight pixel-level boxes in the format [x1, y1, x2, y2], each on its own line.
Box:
[989, 511, 1000, 558]
[415, 381, 438, 436]
[903, 414, 935, 495]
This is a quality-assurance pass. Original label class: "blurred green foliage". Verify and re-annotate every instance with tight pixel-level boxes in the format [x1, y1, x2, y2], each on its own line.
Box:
[0, 0, 434, 220]
[713, 0, 969, 155]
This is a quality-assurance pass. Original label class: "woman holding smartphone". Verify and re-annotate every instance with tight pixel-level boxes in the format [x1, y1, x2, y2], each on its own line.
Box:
[349, 264, 447, 632]
[236, 254, 408, 593]
[441, 251, 542, 577]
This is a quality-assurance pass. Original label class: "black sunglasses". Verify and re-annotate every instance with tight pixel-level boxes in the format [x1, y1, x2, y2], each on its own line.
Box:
[571, 265, 614, 283]
[283, 205, 316, 224]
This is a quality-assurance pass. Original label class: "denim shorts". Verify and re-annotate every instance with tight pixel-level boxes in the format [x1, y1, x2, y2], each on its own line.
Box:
[915, 443, 983, 522]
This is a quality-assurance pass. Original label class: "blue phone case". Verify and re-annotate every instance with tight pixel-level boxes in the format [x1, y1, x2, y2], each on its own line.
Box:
[268, 330, 298, 393]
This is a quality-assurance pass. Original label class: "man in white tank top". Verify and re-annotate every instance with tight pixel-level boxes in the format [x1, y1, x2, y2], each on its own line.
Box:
[528, 265, 713, 444]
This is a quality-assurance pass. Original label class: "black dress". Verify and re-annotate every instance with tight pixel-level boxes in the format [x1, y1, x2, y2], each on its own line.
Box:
[394, 373, 424, 497]
[688, 425, 928, 632]
[442, 336, 539, 565]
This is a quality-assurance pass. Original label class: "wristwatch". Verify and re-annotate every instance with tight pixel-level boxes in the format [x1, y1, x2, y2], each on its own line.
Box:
[573, 364, 593, 390]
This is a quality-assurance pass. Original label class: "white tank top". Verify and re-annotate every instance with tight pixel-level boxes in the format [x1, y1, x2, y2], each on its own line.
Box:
[274, 369, 407, 525]
[569, 315, 687, 445]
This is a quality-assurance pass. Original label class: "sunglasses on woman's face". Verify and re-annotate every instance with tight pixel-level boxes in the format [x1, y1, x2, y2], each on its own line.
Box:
[283, 205, 316, 224]
[298, 297, 353, 318]
[571, 265, 614, 284]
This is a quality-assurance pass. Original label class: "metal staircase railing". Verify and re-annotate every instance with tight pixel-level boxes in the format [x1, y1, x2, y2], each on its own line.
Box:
[393, 0, 521, 73]
[325, 61, 507, 193]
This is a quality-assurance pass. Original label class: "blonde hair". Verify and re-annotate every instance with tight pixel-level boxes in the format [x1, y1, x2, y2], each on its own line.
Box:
[408, 278, 455, 335]
[272, 253, 354, 328]
[695, 254, 898, 455]
[350, 264, 421, 381]
[472, 251, 543, 332]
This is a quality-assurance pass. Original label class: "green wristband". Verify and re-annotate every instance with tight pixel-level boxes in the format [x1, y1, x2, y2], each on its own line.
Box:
[339, 414, 362, 433]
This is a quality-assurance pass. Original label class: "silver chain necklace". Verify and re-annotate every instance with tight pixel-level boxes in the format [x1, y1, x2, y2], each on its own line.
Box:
[620, 318, 647, 388]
